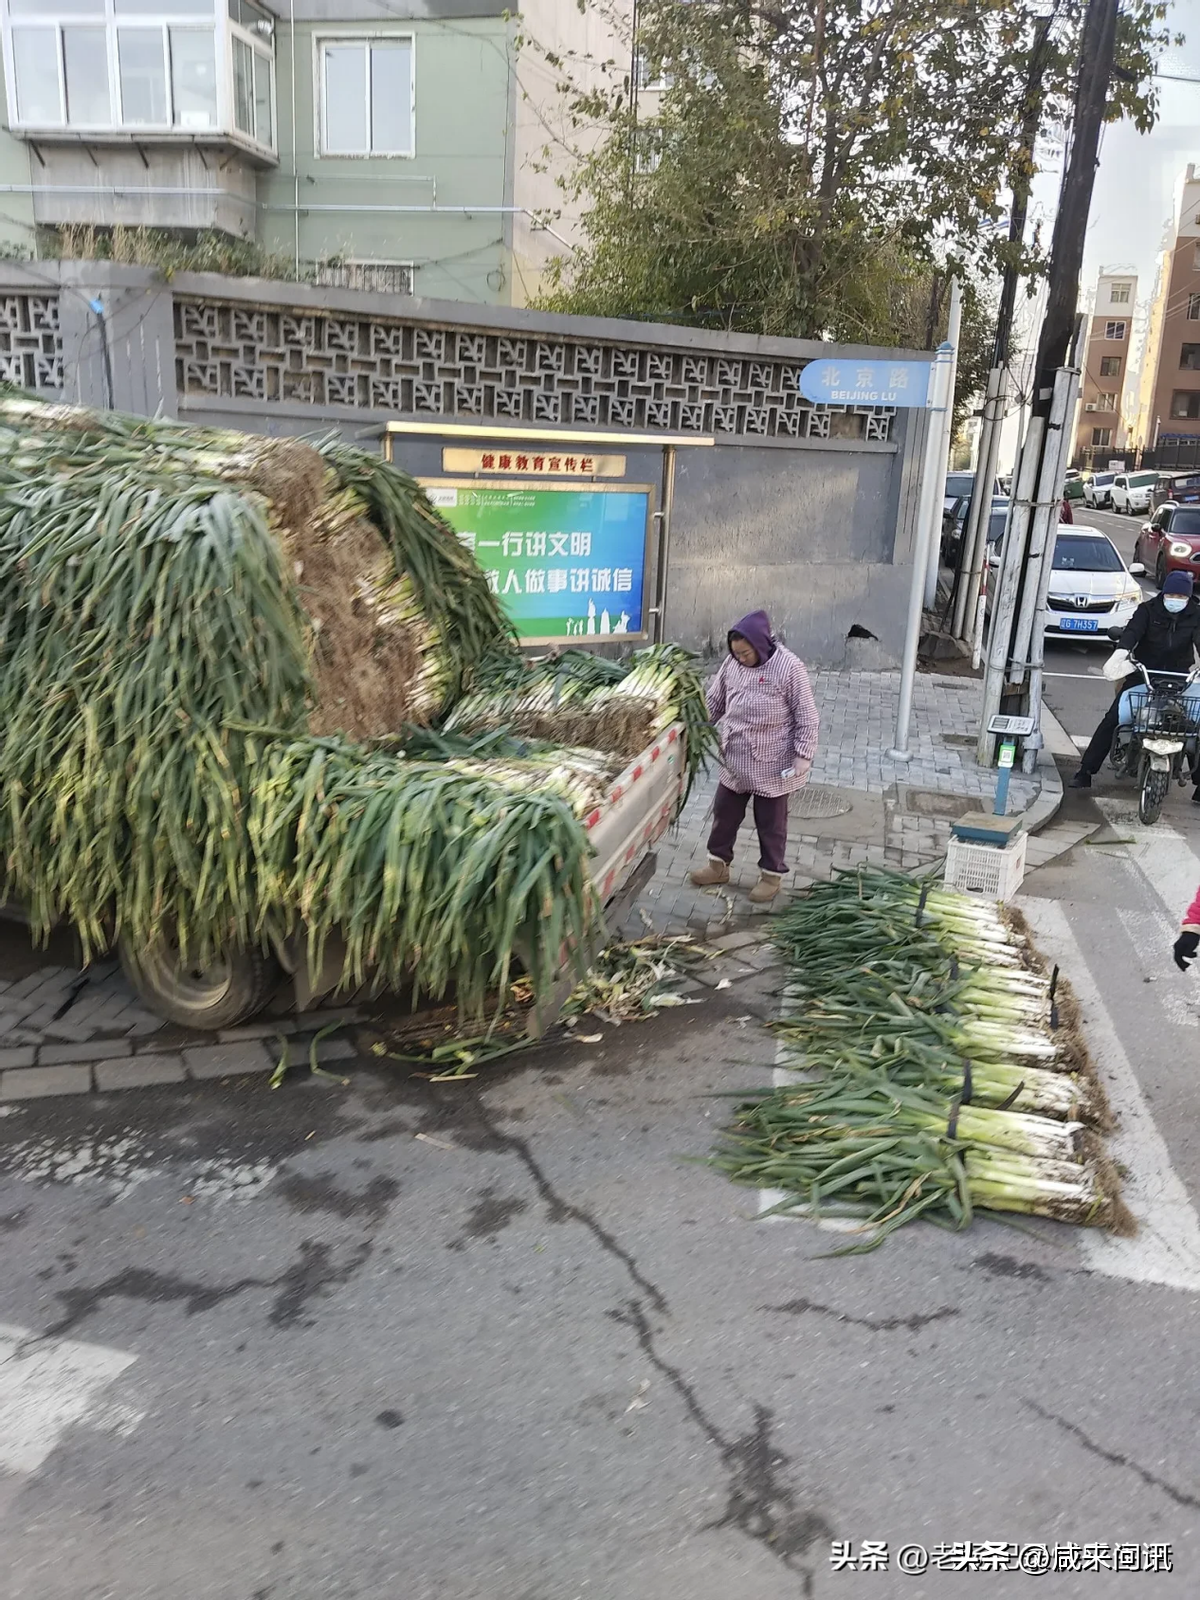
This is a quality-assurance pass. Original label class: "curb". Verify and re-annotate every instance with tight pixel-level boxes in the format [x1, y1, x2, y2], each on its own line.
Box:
[1021, 703, 1071, 835]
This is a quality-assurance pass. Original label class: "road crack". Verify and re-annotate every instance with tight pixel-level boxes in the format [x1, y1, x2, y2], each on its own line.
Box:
[1023, 1399, 1200, 1511]
[764, 1297, 959, 1333]
[612, 1299, 831, 1588]
[42, 1239, 372, 1338]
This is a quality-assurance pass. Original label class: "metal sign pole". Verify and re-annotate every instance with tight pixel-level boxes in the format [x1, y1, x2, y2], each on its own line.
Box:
[891, 342, 954, 758]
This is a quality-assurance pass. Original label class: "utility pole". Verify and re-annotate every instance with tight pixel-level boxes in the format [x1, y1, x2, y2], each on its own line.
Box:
[977, 0, 1121, 764]
[951, 12, 1054, 643]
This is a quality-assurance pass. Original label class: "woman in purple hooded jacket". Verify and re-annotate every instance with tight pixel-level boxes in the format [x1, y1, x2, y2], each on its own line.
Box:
[689, 610, 820, 904]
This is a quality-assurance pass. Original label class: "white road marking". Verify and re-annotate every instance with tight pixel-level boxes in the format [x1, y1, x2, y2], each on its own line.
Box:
[757, 1020, 861, 1233]
[1116, 905, 1200, 1028]
[0, 1324, 141, 1474]
[1020, 897, 1200, 1293]
[1093, 796, 1200, 921]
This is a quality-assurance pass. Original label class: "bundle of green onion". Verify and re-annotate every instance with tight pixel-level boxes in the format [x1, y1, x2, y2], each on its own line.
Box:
[443, 642, 715, 804]
[711, 867, 1129, 1251]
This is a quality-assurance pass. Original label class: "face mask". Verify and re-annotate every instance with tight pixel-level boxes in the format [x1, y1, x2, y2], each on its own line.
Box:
[1164, 595, 1188, 613]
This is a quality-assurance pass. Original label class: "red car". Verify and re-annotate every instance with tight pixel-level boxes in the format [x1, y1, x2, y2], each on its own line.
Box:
[1134, 502, 1200, 586]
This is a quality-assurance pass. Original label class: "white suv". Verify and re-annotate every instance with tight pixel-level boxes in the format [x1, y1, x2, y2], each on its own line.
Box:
[1083, 472, 1117, 508]
[1110, 470, 1158, 515]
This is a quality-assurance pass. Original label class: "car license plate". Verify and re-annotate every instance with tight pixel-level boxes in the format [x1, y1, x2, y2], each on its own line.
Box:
[1059, 617, 1098, 632]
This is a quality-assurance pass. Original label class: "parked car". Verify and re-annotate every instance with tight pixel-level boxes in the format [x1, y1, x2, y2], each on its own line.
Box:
[1042, 527, 1145, 642]
[941, 496, 1009, 565]
[1151, 471, 1200, 513]
[1134, 502, 1200, 585]
[1083, 471, 1117, 508]
[1110, 470, 1159, 515]
[1063, 470, 1086, 503]
[943, 471, 1003, 517]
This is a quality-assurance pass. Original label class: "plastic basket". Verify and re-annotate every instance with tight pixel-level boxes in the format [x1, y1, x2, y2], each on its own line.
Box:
[943, 833, 1027, 902]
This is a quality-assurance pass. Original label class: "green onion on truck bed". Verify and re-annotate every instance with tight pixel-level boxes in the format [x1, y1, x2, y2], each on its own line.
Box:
[0, 397, 709, 1029]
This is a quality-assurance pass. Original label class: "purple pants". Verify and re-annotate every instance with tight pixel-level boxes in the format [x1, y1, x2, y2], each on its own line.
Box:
[706, 783, 788, 875]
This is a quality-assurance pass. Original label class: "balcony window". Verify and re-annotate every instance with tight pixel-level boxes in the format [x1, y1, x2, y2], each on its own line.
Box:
[171, 27, 217, 128]
[1094, 392, 1118, 412]
[3, 1, 273, 151]
[1109, 282, 1131, 304]
[318, 37, 414, 157]
[1104, 320, 1127, 340]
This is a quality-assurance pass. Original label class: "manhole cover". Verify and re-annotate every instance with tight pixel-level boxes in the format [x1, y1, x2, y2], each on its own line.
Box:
[790, 784, 855, 820]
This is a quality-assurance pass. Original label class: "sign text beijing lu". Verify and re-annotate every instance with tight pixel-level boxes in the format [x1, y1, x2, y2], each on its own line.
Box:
[798, 358, 933, 408]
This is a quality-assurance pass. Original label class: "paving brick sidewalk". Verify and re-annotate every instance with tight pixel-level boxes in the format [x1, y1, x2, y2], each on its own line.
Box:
[0, 669, 1048, 1101]
[622, 669, 1043, 940]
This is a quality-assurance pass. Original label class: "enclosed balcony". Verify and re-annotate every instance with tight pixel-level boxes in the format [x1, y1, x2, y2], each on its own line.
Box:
[2, 0, 278, 234]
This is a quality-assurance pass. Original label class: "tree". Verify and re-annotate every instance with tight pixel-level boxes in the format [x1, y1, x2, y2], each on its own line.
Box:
[532, 0, 1170, 360]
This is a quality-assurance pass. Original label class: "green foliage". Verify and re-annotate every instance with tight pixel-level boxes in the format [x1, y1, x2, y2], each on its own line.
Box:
[534, 0, 1171, 396]
[41, 224, 302, 282]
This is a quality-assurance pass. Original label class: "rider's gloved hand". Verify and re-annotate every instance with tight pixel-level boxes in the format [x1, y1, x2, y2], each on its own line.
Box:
[1174, 930, 1200, 971]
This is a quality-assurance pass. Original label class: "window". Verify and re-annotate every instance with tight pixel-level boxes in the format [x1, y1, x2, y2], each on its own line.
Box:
[1091, 427, 1112, 447]
[4, 3, 272, 148]
[1194, 244, 1200, 271]
[634, 126, 663, 174]
[1189, 295, 1200, 320]
[1099, 355, 1121, 377]
[1109, 282, 1131, 304]
[1053, 534, 1124, 572]
[1171, 391, 1200, 419]
[1171, 508, 1200, 536]
[319, 37, 414, 157]
[1094, 392, 1118, 411]
[1183, 345, 1200, 371]
[171, 27, 217, 128]
[1104, 320, 1127, 340]
[634, 52, 673, 90]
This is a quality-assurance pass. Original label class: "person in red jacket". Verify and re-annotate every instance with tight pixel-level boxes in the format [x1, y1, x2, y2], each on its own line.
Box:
[1174, 888, 1200, 969]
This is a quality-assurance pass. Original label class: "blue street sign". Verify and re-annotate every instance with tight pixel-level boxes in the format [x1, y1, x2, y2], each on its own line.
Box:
[798, 357, 933, 408]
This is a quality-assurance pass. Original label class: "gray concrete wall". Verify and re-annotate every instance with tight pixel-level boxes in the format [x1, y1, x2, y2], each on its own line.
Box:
[0, 259, 932, 667]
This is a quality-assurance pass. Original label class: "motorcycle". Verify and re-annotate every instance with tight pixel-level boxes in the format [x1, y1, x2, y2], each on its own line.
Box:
[1107, 658, 1200, 825]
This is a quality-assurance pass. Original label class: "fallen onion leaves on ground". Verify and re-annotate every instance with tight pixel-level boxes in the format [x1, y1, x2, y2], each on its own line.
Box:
[710, 867, 1132, 1253]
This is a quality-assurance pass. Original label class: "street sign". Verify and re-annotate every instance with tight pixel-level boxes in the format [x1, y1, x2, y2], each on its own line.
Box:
[798, 358, 933, 408]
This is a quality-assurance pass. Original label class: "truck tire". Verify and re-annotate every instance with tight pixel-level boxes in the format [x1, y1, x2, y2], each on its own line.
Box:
[1139, 765, 1170, 826]
[118, 933, 280, 1031]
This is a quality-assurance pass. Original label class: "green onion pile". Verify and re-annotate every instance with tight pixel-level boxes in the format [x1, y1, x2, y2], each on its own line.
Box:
[712, 868, 1131, 1251]
[0, 397, 683, 1015]
[444, 642, 715, 807]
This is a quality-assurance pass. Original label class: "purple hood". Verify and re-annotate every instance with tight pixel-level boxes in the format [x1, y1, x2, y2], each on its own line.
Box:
[728, 610, 776, 663]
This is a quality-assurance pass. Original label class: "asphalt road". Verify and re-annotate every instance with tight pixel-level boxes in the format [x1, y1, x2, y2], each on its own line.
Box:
[1041, 504, 1153, 752]
[4, 501, 1200, 1598]
[4, 827, 1200, 1597]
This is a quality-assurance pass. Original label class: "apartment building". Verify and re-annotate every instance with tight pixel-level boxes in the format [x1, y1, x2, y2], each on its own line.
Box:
[1132, 165, 1200, 452]
[1072, 270, 1136, 460]
[0, 0, 608, 307]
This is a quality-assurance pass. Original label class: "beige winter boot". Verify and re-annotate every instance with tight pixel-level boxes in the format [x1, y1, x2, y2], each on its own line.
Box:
[689, 857, 731, 888]
[747, 872, 783, 905]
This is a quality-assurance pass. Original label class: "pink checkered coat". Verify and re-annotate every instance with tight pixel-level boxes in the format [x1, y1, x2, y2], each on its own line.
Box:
[706, 644, 820, 798]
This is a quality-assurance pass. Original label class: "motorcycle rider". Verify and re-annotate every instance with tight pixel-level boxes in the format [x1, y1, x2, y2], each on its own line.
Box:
[1069, 569, 1200, 794]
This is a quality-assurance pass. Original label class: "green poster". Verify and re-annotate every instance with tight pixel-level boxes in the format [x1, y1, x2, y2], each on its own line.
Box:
[422, 480, 653, 644]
